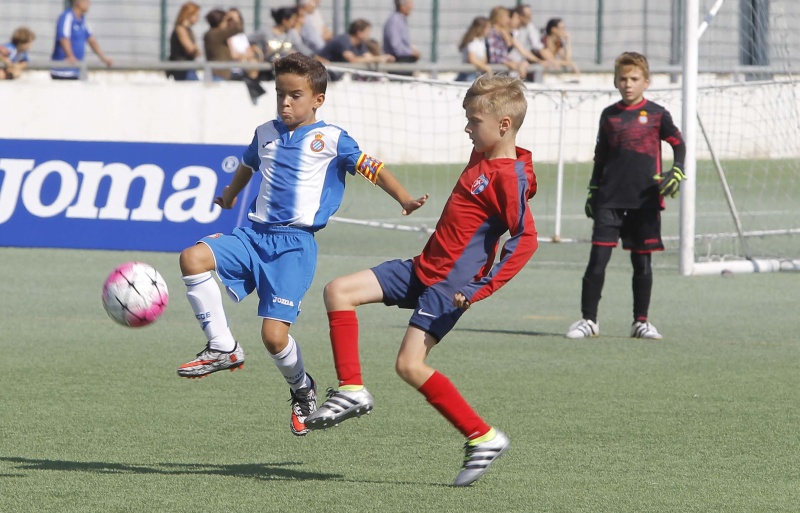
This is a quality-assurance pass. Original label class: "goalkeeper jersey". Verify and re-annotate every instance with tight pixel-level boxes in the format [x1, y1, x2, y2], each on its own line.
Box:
[413, 148, 538, 304]
[591, 98, 685, 209]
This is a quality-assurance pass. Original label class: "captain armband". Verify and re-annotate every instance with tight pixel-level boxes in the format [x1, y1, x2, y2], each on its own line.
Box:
[355, 153, 384, 185]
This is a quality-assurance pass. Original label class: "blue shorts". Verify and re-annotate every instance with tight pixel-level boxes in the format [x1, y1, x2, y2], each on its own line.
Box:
[200, 224, 317, 323]
[371, 259, 465, 342]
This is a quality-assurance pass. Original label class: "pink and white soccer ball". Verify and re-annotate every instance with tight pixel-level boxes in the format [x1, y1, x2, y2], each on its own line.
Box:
[102, 262, 169, 327]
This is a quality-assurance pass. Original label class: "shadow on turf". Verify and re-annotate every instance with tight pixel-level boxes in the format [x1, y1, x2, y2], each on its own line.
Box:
[0, 457, 341, 482]
[1, 456, 455, 487]
[455, 327, 564, 337]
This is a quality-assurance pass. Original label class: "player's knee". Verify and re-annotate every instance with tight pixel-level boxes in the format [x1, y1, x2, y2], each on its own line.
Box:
[323, 278, 349, 308]
[395, 354, 421, 383]
[179, 244, 211, 275]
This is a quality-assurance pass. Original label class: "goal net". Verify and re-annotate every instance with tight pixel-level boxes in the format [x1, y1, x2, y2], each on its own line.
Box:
[317, 1, 799, 272]
[681, 0, 800, 274]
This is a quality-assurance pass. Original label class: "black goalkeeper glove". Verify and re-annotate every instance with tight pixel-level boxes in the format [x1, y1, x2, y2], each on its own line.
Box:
[584, 185, 598, 219]
[655, 165, 686, 198]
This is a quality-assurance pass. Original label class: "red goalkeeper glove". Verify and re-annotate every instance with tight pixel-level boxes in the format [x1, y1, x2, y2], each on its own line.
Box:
[655, 165, 686, 198]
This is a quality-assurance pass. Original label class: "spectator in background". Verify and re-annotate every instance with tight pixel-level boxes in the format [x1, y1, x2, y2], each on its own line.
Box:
[249, 6, 314, 65]
[542, 17, 580, 75]
[511, 4, 554, 73]
[203, 9, 242, 81]
[226, 8, 263, 78]
[383, 0, 420, 63]
[1, 27, 35, 80]
[225, 8, 266, 102]
[296, 0, 331, 53]
[455, 16, 491, 82]
[485, 6, 526, 78]
[316, 19, 395, 66]
[167, 2, 202, 81]
[51, 0, 113, 80]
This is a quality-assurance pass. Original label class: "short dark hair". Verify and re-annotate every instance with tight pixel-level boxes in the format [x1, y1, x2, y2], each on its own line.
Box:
[206, 9, 226, 28]
[271, 7, 298, 25]
[274, 52, 328, 95]
[545, 18, 562, 35]
[348, 19, 371, 36]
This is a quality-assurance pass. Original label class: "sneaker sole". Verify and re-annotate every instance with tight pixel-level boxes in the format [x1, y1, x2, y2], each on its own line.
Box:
[305, 403, 373, 430]
[178, 362, 244, 379]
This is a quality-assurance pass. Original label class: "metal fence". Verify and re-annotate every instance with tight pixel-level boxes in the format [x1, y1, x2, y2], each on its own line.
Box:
[1, 1, 798, 68]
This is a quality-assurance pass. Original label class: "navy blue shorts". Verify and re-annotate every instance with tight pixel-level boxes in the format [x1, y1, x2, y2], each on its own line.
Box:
[591, 208, 664, 253]
[371, 259, 465, 342]
[200, 224, 317, 323]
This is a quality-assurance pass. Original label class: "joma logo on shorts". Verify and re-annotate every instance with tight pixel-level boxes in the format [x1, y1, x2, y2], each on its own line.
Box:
[272, 296, 295, 307]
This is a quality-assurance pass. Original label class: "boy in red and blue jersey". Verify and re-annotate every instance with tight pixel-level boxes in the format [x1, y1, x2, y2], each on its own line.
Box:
[305, 73, 538, 487]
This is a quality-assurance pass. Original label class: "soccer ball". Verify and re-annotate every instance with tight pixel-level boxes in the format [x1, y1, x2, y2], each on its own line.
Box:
[102, 262, 169, 327]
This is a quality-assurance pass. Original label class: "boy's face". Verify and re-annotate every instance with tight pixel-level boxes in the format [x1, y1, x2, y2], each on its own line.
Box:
[275, 72, 325, 130]
[615, 65, 649, 105]
[464, 103, 506, 154]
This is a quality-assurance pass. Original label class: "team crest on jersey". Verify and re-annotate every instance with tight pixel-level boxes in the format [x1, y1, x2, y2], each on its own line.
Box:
[471, 174, 489, 195]
[638, 110, 648, 124]
[310, 133, 325, 152]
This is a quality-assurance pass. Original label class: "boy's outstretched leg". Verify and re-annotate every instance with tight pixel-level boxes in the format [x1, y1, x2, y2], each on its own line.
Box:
[397, 328, 510, 487]
[177, 243, 244, 378]
[306, 270, 384, 430]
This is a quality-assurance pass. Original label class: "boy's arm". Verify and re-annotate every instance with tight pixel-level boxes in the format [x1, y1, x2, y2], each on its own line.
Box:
[654, 110, 687, 198]
[585, 123, 608, 218]
[215, 164, 255, 209]
[374, 167, 429, 216]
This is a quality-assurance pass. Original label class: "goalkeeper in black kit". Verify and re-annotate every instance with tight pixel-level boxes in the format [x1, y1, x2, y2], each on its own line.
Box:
[566, 51, 686, 340]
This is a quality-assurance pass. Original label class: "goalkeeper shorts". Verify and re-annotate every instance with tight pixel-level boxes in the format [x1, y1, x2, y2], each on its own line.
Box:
[591, 207, 664, 253]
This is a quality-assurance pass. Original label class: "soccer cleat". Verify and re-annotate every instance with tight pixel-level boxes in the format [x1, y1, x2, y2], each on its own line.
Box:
[289, 375, 318, 436]
[453, 429, 510, 487]
[631, 321, 663, 340]
[304, 387, 374, 430]
[565, 319, 599, 339]
[177, 342, 245, 378]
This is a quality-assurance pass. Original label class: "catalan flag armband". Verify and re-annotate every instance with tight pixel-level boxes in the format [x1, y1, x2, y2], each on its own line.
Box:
[355, 152, 384, 185]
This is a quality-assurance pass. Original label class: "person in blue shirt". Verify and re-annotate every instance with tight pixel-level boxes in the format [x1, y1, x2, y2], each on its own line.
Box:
[176, 52, 428, 437]
[383, 0, 420, 63]
[51, 0, 113, 80]
[1, 27, 35, 80]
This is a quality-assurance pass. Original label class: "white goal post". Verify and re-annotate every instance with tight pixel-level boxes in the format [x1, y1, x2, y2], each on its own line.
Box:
[680, 0, 800, 275]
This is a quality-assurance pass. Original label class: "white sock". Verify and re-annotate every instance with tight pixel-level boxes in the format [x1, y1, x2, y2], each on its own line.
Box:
[183, 272, 236, 352]
[269, 334, 310, 391]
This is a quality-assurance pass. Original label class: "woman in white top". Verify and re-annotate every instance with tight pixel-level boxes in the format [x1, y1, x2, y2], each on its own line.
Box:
[455, 16, 491, 82]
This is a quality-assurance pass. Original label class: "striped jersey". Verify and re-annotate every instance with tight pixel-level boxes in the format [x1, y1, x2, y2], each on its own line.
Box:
[51, 8, 93, 78]
[241, 119, 381, 230]
[413, 148, 539, 304]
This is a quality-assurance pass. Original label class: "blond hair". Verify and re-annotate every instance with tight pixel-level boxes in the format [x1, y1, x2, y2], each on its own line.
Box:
[463, 73, 527, 131]
[614, 51, 650, 80]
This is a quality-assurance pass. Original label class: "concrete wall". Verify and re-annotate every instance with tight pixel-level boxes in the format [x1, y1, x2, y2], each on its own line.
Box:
[2, 0, 798, 67]
[2, 72, 797, 164]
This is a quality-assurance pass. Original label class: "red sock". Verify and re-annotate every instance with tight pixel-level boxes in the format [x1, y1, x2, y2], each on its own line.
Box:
[328, 310, 362, 386]
[418, 371, 490, 440]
